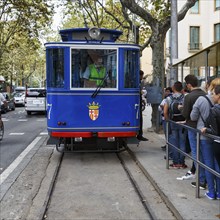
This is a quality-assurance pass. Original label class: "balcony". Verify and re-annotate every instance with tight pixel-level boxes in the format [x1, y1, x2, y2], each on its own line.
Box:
[188, 43, 202, 51]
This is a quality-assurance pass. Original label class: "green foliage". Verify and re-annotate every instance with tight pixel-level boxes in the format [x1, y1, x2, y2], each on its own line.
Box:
[61, 0, 171, 45]
[0, 0, 54, 88]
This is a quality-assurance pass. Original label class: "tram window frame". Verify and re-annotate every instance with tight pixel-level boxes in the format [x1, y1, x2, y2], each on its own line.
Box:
[123, 50, 139, 89]
[46, 48, 65, 88]
[70, 47, 118, 90]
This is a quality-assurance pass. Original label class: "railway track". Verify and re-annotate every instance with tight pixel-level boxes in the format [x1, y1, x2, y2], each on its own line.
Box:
[40, 147, 179, 220]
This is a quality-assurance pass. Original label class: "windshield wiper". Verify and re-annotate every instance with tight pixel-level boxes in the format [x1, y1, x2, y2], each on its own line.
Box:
[91, 73, 108, 98]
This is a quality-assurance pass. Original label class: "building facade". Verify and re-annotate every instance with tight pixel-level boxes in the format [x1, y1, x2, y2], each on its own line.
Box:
[165, 0, 220, 85]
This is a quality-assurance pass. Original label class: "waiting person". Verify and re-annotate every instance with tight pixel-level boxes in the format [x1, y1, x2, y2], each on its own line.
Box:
[137, 70, 148, 141]
[201, 84, 220, 168]
[164, 81, 186, 168]
[159, 87, 172, 150]
[191, 78, 220, 199]
[196, 81, 220, 200]
[180, 74, 207, 185]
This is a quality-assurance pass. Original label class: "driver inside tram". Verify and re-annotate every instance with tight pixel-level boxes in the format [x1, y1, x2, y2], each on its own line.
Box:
[82, 51, 106, 88]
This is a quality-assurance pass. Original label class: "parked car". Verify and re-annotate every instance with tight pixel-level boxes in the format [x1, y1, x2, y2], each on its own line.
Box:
[1, 92, 15, 113]
[14, 92, 25, 106]
[25, 88, 46, 115]
[15, 86, 26, 93]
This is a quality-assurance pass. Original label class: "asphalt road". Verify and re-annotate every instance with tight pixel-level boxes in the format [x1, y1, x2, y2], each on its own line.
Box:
[0, 107, 47, 174]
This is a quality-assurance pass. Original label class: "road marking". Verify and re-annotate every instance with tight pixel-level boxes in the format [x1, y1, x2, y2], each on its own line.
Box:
[37, 119, 46, 122]
[2, 118, 9, 122]
[0, 136, 42, 185]
[9, 133, 25, 135]
[40, 132, 48, 135]
[18, 119, 28, 122]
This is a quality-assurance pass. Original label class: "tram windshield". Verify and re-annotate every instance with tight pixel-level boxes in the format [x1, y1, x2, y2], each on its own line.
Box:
[71, 49, 117, 89]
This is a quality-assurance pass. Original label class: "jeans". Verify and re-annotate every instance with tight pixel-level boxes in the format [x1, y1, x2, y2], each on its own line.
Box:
[162, 120, 167, 138]
[169, 123, 186, 164]
[200, 140, 215, 194]
[213, 143, 220, 194]
[214, 158, 220, 194]
[213, 141, 220, 168]
[188, 130, 206, 183]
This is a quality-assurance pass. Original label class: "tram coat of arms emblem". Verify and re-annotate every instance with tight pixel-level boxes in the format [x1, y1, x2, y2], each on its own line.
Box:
[87, 102, 101, 121]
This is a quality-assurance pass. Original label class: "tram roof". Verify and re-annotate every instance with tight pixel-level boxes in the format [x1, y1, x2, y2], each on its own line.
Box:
[44, 42, 140, 49]
[173, 41, 220, 68]
[59, 27, 123, 43]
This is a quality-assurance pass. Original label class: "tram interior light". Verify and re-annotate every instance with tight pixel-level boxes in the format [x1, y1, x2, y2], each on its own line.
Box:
[88, 27, 101, 40]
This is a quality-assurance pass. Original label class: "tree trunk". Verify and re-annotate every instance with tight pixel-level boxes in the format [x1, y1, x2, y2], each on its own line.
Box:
[149, 31, 166, 132]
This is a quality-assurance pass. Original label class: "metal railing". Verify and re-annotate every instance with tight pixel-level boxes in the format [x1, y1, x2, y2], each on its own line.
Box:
[165, 120, 220, 198]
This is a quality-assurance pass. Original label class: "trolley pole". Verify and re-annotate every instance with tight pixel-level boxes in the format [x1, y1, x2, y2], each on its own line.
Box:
[170, 0, 178, 86]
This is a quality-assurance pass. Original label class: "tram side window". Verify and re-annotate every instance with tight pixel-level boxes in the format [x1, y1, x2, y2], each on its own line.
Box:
[71, 49, 117, 89]
[47, 48, 64, 88]
[124, 50, 139, 88]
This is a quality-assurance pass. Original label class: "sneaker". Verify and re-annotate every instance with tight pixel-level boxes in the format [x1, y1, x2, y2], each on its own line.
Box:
[205, 192, 216, 200]
[176, 170, 195, 180]
[191, 182, 206, 190]
[216, 193, 220, 200]
[169, 164, 180, 169]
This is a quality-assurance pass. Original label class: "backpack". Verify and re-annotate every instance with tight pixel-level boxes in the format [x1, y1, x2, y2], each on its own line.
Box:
[200, 96, 214, 128]
[169, 94, 185, 121]
[205, 104, 220, 136]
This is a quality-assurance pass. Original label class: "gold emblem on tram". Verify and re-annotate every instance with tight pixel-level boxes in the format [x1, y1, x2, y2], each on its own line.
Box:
[87, 102, 101, 121]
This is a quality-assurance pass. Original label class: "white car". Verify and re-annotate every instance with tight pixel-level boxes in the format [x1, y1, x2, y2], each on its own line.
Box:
[14, 92, 25, 106]
[25, 88, 46, 115]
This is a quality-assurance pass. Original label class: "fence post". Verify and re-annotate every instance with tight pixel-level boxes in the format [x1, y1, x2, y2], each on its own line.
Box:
[166, 121, 170, 169]
[195, 132, 201, 198]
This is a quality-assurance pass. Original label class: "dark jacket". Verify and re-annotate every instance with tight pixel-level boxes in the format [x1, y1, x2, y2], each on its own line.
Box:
[182, 88, 206, 128]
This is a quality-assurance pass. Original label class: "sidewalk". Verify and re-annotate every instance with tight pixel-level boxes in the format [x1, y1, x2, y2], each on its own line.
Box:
[129, 129, 220, 220]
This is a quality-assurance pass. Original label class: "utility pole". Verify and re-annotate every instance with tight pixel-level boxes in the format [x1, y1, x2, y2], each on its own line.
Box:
[170, 0, 178, 86]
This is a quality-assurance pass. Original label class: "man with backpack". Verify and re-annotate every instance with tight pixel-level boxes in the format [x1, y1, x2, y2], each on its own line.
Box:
[164, 81, 186, 168]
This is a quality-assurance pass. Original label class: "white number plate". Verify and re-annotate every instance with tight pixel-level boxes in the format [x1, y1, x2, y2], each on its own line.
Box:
[33, 100, 42, 104]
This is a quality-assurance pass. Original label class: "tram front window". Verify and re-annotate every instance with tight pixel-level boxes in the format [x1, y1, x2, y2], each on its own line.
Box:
[71, 49, 117, 89]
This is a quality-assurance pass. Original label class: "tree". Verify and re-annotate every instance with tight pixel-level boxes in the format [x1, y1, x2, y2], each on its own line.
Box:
[0, 0, 54, 80]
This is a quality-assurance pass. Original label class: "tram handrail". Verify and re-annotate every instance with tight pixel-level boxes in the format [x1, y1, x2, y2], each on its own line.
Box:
[165, 120, 220, 198]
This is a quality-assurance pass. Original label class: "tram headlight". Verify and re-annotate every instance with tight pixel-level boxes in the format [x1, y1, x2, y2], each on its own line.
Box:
[88, 27, 101, 40]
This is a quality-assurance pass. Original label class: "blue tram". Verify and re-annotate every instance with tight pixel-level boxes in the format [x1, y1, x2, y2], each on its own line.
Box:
[45, 27, 141, 152]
